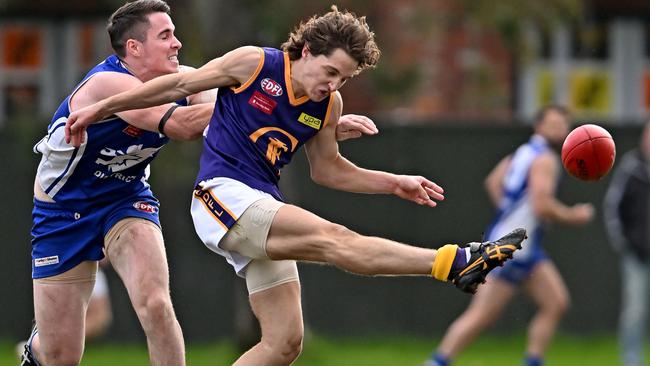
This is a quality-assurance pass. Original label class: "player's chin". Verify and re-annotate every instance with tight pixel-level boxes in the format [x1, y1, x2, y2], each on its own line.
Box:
[164, 62, 180, 73]
[311, 91, 330, 102]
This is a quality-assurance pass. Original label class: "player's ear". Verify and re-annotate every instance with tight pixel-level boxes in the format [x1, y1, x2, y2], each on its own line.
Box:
[125, 39, 140, 57]
[301, 44, 311, 59]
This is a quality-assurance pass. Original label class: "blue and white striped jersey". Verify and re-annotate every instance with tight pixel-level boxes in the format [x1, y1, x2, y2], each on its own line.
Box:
[485, 134, 555, 260]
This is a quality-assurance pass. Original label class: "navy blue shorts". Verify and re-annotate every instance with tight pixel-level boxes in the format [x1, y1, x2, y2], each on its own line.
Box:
[490, 244, 548, 285]
[31, 195, 160, 279]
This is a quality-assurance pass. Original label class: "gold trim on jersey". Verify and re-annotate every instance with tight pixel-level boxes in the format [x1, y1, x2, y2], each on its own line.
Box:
[284, 52, 310, 106]
[233, 47, 265, 94]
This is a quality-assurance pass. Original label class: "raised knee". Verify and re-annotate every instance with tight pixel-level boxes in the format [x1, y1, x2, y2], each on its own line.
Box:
[320, 223, 358, 252]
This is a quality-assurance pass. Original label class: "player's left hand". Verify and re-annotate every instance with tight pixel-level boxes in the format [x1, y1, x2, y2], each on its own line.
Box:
[65, 102, 107, 147]
[394, 175, 445, 207]
[336, 114, 378, 141]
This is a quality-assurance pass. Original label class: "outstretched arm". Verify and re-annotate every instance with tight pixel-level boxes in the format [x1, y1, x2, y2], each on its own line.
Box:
[305, 93, 444, 207]
[67, 71, 212, 141]
[180, 65, 219, 106]
[529, 152, 594, 225]
[66, 46, 262, 146]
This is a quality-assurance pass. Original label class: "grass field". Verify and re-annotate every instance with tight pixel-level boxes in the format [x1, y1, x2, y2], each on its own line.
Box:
[0, 333, 629, 365]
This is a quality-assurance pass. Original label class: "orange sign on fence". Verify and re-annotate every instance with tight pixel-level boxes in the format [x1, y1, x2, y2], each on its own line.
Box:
[2, 26, 43, 69]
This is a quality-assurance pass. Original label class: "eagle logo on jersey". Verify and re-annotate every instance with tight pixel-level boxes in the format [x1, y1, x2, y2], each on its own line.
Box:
[250, 127, 298, 166]
[266, 138, 289, 164]
[95, 144, 162, 172]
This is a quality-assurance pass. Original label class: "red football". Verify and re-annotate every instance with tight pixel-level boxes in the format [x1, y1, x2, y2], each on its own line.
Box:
[561, 124, 616, 181]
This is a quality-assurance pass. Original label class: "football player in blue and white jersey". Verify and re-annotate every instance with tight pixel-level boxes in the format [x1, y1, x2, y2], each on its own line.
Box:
[20, 1, 214, 365]
[428, 106, 594, 366]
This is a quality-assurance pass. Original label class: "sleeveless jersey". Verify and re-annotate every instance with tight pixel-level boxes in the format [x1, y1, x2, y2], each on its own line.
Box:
[195, 47, 335, 201]
[485, 134, 556, 261]
[33, 54, 187, 213]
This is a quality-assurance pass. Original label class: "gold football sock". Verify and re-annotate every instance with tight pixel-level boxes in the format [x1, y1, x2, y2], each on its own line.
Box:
[431, 244, 459, 281]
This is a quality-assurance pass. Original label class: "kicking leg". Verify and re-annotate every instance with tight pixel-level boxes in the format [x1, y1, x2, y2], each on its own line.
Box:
[267, 203, 524, 289]
[267, 204, 436, 275]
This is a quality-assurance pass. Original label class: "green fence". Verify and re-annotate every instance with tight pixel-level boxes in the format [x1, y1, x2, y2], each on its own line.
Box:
[0, 121, 640, 342]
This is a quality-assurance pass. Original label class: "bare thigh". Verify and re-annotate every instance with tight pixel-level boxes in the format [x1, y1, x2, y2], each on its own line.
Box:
[265, 204, 352, 261]
[34, 277, 95, 359]
[104, 219, 170, 304]
[466, 276, 516, 320]
[524, 261, 569, 309]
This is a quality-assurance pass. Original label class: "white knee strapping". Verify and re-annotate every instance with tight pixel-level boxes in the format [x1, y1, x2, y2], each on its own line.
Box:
[220, 198, 284, 259]
[245, 259, 299, 294]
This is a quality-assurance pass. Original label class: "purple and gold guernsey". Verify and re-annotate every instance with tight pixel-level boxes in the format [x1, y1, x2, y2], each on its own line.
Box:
[33, 55, 187, 213]
[195, 47, 334, 201]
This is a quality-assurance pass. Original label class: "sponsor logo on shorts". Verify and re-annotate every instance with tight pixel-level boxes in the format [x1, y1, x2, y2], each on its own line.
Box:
[260, 78, 283, 97]
[248, 91, 277, 115]
[193, 187, 237, 229]
[34, 255, 59, 267]
[133, 201, 157, 214]
[297, 112, 322, 129]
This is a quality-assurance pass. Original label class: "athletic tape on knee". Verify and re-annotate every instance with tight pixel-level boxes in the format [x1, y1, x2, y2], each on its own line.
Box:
[431, 244, 458, 281]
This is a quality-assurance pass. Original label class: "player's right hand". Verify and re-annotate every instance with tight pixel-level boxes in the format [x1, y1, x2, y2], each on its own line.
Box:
[393, 175, 445, 208]
[335, 114, 378, 141]
[570, 203, 595, 226]
[65, 103, 106, 147]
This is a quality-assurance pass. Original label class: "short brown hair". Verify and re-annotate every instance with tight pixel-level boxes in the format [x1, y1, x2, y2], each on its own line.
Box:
[107, 0, 171, 58]
[282, 5, 381, 74]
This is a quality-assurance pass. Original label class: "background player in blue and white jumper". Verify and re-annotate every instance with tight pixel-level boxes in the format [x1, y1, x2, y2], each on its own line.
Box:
[67, 6, 526, 366]
[427, 105, 594, 366]
[21, 2, 379, 366]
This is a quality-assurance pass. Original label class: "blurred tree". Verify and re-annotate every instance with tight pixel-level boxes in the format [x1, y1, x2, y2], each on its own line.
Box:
[0, 0, 118, 17]
[456, 0, 583, 115]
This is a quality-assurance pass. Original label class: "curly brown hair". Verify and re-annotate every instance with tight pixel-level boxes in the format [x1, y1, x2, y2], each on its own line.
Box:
[282, 5, 381, 74]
